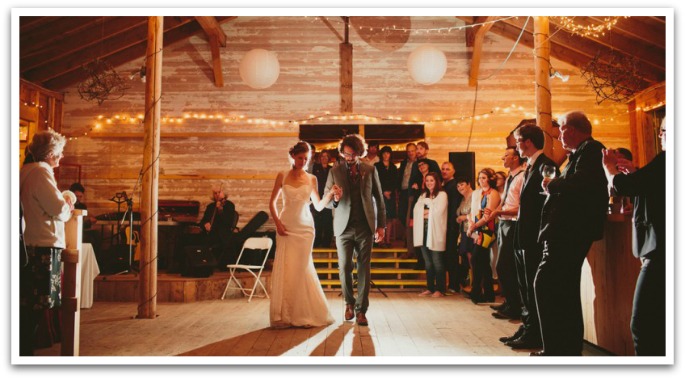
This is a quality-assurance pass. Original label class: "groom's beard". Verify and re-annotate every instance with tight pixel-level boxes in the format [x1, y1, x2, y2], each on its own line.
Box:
[345, 158, 357, 166]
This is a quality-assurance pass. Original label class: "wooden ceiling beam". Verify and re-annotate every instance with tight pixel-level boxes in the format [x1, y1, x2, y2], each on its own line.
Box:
[21, 17, 149, 72]
[548, 18, 664, 71]
[23, 16, 197, 85]
[587, 16, 665, 49]
[194, 16, 227, 47]
[39, 20, 207, 90]
[500, 17, 662, 84]
[194, 16, 229, 87]
[19, 16, 61, 33]
[20, 16, 104, 52]
[468, 16, 497, 87]
[488, 21, 652, 89]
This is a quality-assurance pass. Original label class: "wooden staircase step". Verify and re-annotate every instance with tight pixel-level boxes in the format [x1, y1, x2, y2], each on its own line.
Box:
[312, 248, 408, 253]
[319, 279, 425, 286]
[313, 258, 417, 264]
[316, 268, 424, 275]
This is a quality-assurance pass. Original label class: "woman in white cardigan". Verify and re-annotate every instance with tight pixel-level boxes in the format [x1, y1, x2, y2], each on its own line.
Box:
[413, 172, 448, 297]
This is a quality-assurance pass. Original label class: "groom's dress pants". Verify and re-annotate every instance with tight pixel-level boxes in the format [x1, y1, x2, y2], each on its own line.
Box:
[336, 223, 373, 313]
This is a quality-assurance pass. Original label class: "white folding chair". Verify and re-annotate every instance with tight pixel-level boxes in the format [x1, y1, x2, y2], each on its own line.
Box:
[221, 237, 273, 302]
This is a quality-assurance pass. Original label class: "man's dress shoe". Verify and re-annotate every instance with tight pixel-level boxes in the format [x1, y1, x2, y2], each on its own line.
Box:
[529, 350, 549, 356]
[505, 335, 543, 349]
[499, 325, 525, 343]
[356, 312, 368, 326]
[490, 302, 506, 311]
[344, 304, 355, 321]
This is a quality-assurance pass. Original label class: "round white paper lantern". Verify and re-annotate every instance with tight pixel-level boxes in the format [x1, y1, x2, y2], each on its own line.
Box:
[407, 45, 447, 85]
[239, 49, 280, 89]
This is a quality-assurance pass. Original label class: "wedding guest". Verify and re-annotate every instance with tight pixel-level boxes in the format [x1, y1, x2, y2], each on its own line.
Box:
[397, 143, 418, 257]
[20, 129, 74, 356]
[501, 124, 557, 350]
[466, 168, 501, 304]
[489, 148, 525, 320]
[413, 172, 448, 297]
[533, 111, 608, 356]
[375, 146, 398, 247]
[312, 150, 334, 247]
[602, 119, 666, 356]
[456, 177, 474, 290]
[441, 162, 463, 293]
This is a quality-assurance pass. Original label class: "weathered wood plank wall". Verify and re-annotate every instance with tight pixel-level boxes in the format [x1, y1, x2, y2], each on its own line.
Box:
[59, 16, 632, 227]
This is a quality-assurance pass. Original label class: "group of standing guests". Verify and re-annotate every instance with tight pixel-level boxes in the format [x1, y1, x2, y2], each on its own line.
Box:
[488, 110, 665, 357]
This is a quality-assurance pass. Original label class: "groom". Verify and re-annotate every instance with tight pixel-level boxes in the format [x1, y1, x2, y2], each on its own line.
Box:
[325, 134, 386, 326]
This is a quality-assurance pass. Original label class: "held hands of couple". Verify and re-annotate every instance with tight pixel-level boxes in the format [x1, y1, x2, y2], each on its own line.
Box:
[374, 227, 385, 243]
[330, 184, 343, 202]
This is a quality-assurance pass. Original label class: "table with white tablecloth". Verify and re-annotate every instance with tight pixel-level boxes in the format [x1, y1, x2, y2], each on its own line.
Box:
[80, 243, 100, 308]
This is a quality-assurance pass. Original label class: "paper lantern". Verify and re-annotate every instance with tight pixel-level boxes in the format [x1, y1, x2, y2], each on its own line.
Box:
[407, 45, 447, 85]
[239, 49, 280, 89]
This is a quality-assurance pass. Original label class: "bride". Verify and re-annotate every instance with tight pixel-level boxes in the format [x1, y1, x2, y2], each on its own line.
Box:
[268, 141, 339, 328]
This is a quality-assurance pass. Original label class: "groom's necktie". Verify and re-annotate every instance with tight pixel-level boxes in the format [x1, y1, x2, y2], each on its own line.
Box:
[349, 163, 359, 184]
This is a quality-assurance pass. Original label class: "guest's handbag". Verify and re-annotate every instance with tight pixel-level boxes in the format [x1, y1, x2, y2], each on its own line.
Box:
[474, 190, 496, 248]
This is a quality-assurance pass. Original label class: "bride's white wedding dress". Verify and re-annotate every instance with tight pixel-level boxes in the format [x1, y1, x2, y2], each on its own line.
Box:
[270, 173, 334, 328]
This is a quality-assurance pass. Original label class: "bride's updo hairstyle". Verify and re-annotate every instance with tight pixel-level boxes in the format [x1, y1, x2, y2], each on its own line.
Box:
[288, 141, 312, 170]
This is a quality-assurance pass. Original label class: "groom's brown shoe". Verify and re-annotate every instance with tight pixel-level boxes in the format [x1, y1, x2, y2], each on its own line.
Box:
[356, 312, 368, 326]
[344, 304, 355, 321]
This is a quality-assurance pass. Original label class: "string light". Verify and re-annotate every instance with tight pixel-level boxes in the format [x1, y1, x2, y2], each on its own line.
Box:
[310, 15, 522, 34]
[550, 16, 629, 38]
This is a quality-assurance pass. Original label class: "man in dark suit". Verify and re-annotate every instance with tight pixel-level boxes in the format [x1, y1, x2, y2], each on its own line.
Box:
[532, 111, 608, 356]
[500, 124, 558, 350]
[602, 120, 666, 356]
[440, 161, 463, 293]
[325, 134, 386, 326]
[397, 143, 417, 258]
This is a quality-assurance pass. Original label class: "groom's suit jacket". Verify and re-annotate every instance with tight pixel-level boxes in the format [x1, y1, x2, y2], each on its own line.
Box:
[325, 161, 386, 236]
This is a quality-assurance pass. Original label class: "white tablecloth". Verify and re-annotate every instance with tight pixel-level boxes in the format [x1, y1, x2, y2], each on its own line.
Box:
[80, 243, 100, 308]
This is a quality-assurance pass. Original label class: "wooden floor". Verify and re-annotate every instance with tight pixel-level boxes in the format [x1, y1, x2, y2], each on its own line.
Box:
[35, 291, 610, 361]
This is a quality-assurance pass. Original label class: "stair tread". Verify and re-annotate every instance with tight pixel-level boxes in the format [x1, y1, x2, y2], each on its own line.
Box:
[313, 258, 417, 263]
[319, 279, 425, 285]
[316, 268, 424, 274]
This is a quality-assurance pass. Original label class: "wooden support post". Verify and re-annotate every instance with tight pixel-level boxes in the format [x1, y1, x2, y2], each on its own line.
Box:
[61, 209, 85, 356]
[533, 16, 554, 161]
[138, 16, 163, 320]
[340, 17, 353, 114]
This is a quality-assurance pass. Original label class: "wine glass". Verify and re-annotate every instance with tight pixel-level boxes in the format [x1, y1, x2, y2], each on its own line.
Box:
[540, 164, 556, 194]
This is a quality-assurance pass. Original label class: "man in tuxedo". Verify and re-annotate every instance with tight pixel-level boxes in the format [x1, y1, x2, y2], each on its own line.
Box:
[532, 111, 608, 356]
[325, 134, 386, 326]
[500, 124, 558, 350]
[488, 147, 525, 320]
[602, 119, 666, 356]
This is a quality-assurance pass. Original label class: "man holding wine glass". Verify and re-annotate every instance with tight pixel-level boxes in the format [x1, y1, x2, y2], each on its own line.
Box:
[500, 124, 558, 351]
[533, 111, 608, 356]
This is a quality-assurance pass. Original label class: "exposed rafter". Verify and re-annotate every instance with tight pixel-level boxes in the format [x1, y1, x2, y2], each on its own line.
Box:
[195, 16, 229, 87]
[467, 16, 497, 87]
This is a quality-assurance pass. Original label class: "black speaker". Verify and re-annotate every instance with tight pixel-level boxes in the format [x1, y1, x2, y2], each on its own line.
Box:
[182, 246, 216, 278]
[99, 244, 133, 275]
[449, 152, 476, 190]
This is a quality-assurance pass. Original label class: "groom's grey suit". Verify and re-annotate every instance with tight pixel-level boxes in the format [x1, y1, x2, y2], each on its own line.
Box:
[325, 160, 386, 314]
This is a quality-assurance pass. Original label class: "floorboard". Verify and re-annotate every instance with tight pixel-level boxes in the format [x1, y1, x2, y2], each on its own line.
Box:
[34, 291, 611, 361]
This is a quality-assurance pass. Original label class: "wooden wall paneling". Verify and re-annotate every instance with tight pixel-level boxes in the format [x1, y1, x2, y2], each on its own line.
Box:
[60, 15, 632, 246]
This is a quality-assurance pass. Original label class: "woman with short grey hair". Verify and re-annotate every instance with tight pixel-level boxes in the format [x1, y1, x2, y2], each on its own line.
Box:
[19, 129, 74, 355]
